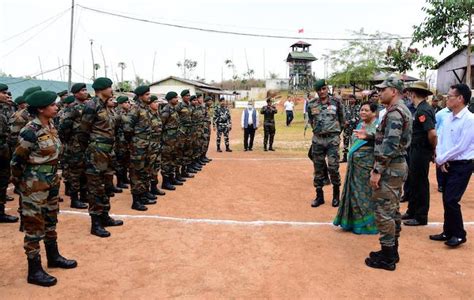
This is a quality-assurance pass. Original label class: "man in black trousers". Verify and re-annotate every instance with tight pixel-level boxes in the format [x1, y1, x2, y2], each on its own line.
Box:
[241, 101, 259, 151]
[431, 84, 473, 247]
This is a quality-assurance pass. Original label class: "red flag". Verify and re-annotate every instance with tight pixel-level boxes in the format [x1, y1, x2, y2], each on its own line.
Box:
[298, 28, 304, 33]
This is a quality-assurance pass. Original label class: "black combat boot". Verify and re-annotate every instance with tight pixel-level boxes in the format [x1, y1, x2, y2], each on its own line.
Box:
[0, 203, 19, 223]
[181, 166, 194, 179]
[370, 239, 400, 263]
[45, 241, 77, 269]
[264, 144, 268, 151]
[112, 186, 123, 193]
[175, 169, 187, 183]
[150, 180, 166, 195]
[132, 194, 147, 211]
[65, 181, 71, 196]
[225, 145, 233, 152]
[116, 173, 129, 189]
[204, 155, 212, 162]
[365, 246, 397, 271]
[311, 188, 325, 208]
[217, 145, 222, 152]
[170, 174, 184, 186]
[340, 153, 348, 163]
[27, 255, 57, 287]
[199, 157, 208, 165]
[332, 185, 340, 207]
[90, 215, 111, 238]
[201, 155, 210, 163]
[142, 196, 157, 205]
[123, 172, 131, 184]
[191, 162, 202, 171]
[187, 164, 199, 174]
[144, 192, 157, 200]
[79, 189, 88, 203]
[101, 212, 124, 227]
[269, 136, 275, 151]
[70, 193, 87, 209]
[162, 176, 176, 190]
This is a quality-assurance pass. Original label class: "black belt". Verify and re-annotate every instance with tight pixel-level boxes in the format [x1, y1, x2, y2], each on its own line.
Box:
[316, 133, 337, 138]
[449, 160, 473, 166]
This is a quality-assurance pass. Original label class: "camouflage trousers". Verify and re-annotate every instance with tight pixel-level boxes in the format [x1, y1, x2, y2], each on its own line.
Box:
[149, 144, 162, 179]
[85, 144, 113, 216]
[263, 124, 276, 148]
[192, 128, 204, 160]
[161, 133, 179, 177]
[202, 124, 211, 155]
[216, 125, 230, 148]
[19, 170, 59, 259]
[105, 152, 117, 192]
[0, 144, 11, 204]
[129, 138, 151, 195]
[342, 126, 355, 155]
[371, 161, 407, 247]
[65, 148, 87, 195]
[177, 130, 193, 166]
[114, 144, 130, 178]
[312, 134, 341, 188]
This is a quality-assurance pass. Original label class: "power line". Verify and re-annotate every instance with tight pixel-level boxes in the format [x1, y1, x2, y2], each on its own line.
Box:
[7, 65, 69, 85]
[1, 7, 71, 43]
[77, 5, 412, 41]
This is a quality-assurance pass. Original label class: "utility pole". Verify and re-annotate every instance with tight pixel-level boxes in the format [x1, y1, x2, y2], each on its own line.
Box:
[67, 0, 75, 90]
[100, 46, 107, 77]
[151, 51, 157, 82]
[263, 48, 266, 80]
[90, 39, 96, 80]
[38, 57, 44, 79]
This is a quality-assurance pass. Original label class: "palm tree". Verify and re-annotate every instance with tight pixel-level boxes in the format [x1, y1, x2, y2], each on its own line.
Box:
[118, 62, 127, 83]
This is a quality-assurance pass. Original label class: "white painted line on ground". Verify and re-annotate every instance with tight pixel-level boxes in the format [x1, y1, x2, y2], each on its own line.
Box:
[57, 210, 474, 227]
[212, 157, 307, 161]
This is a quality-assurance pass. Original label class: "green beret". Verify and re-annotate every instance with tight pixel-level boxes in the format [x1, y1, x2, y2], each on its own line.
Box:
[180, 89, 190, 97]
[196, 92, 203, 98]
[150, 95, 158, 101]
[165, 91, 178, 101]
[14, 96, 26, 105]
[134, 85, 150, 96]
[190, 95, 197, 101]
[71, 83, 86, 94]
[116, 96, 129, 104]
[57, 90, 68, 97]
[63, 95, 75, 104]
[0, 83, 8, 92]
[26, 91, 57, 108]
[204, 96, 212, 102]
[23, 86, 42, 98]
[92, 77, 113, 91]
[314, 79, 328, 91]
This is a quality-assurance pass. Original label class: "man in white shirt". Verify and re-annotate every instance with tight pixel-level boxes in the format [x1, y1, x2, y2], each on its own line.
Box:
[241, 101, 259, 151]
[284, 98, 295, 126]
[434, 106, 451, 192]
[431, 84, 474, 248]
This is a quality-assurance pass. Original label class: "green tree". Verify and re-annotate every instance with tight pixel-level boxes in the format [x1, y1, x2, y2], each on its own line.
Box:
[385, 41, 420, 73]
[177, 59, 198, 79]
[417, 55, 438, 81]
[413, 0, 474, 87]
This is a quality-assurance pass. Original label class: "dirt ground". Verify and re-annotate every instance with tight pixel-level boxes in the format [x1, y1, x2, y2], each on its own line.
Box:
[1, 110, 473, 299]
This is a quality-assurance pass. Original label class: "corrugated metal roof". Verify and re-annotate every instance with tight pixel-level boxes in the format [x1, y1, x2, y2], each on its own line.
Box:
[434, 46, 468, 69]
[150, 76, 222, 91]
[286, 52, 317, 62]
[0, 76, 93, 97]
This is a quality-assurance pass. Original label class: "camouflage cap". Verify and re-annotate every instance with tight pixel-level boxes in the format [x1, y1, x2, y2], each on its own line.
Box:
[374, 75, 404, 92]
[314, 79, 328, 91]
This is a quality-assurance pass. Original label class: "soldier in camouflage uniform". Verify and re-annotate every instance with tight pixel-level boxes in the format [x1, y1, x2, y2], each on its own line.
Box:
[260, 97, 278, 151]
[191, 94, 206, 170]
[113, 96, 131, 189]
[341, 94, 360, 162]
[11, 90, 77, 287]
[123, 86, 157, 211]
[200, 96, 214, 163]
[148, 95, 166, 197]
[175, 90, 194, 181]
[160, 92, 181, 190]
[103, 97, 123, 198]
[57, 95, 76, 198]
[213, 97, 232, 152]
[307, 79, 345, 208]
[58, 83, 89, 209]
[0, 83, 18, 223]
[355, 76, 412, 271]
[78, 77, 123, 238]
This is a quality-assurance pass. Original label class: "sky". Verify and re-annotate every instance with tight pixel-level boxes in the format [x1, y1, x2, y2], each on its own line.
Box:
[0, 0, 458, 86]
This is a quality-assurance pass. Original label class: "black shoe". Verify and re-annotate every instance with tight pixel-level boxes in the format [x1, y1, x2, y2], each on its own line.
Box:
[248, 148, 253, 151]
[170, 175, 184, 186]
[332, 185, 340, 207]
[204, 156, 212, 162]
[429, 233, 450, 241]
[112, 186, 123, 193]
[116, 178, 129, 189]
[339, 154, 347, 163]
[191, 163, 202, 171]
[90, 215, 111, 238]
[187, 167, 198, 174]
[79, 190, 88, 203]
[162, 176, 176, 191]
[144, 192, 157, 200]
[401, 213, 413, 220]
[181, 167, 195, 179]
[311, 188, 325, 207]
[226, 147, 233, 152]
[106, 190, 115, 198]
[131, 194, 148, 211]
[365, 246, 397, 271]
[244, 149, 248, 152]
[101, 213, 123, 227]
[142, 195, 157, 205]
[65, 181, 71, 196]
[264, 148, 268, 151]
[27, 255, 57, 287]
[403, 219, 427, 226]
[70, 193, 88, 209]
[0, 203, 19, 223]
[217, 148, 223, 152]
[370, 240, 400, 263]
[444, 236, 466, 247]
[175, 174, 187, 183]
[150, 181, 166, 195]
[201, 157, 210, 163]
[269, 148, 275, 151]
[45, 241, 77, 269]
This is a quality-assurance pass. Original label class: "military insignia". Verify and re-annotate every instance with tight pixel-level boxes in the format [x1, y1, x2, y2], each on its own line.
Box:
[38, 134, 51, 142]
[418, 115, 426, 123]
[311, 107, 320, 114]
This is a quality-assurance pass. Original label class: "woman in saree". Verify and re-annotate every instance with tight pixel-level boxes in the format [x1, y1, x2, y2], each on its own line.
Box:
[333, 102, 379, 234]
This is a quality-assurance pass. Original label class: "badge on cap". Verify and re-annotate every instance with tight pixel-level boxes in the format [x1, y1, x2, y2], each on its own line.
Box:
[418, 115, 426, 123]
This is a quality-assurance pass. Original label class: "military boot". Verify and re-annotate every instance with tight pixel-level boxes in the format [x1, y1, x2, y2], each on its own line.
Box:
[340, 153, 348, 163]
[64, 181, 71, 196]
[162, 176, 176, 190]
[217, 145, 222, 152]
[332, 185, 340, 207]
[201, 155, 210, 163]
[170, 174, 184, 186]
[370, 239, 400, 263]
[144, 191, 157, 200]
[365, 246, 397, 271]
[180, 166, 194, 179]
[27, 255, 57, 287]
[269, 136, 275, 151]
[116, 173, 129, 189]
[225, 145, 233, 152]
[175, 169, 187, 183]
[90, 215, 111, 238]
[101, 212, 124, 227]
[311, 188, 325, 208]
[132, 194, 147, 211]
[79, 189, 89, 203]
[0, 203, 18, 223]
[45, 241, 77, 269]
[70, 193, 87, 209]
[150, 180, 166, 195]
[187, 164, 199, 174]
